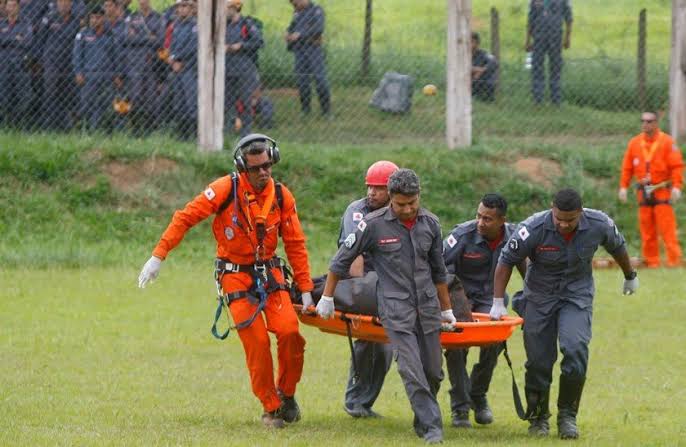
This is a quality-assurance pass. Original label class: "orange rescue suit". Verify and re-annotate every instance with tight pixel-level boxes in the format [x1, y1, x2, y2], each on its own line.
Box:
[152, 173, 314, 413]
[620, 130, 684, 267]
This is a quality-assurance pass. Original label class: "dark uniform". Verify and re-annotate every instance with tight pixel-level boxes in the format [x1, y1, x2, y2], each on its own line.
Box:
[337, 198, 393, 417]
[498, 208, 625, 427]
[168, 15, 197, 137]
[528, 0, 572, 104]
[122, 10, 164, 130]
[286, 1, 330, 116]
[18, 0, 48, 28]
[472, 48, 497, 102]
[330, 206, 447, 441]
[225, 15, 262, 137]
[106, 16, 127, 129]
[442, 220, 515, 418]
[0, 13, 33, 127]
[252, 94, 274, 129]
[33, 10, 79, 129]
[72, 26, 117, 130]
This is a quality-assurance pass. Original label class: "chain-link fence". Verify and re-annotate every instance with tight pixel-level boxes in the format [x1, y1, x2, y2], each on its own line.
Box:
[0, 0, 673, 146]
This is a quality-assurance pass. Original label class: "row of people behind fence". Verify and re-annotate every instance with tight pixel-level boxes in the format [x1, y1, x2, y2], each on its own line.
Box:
[0, 0, 330, 136]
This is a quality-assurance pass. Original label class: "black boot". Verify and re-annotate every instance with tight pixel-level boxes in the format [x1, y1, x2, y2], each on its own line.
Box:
[277, 389, 301, 423]
[525, 387, 550, 436]
[557, 375, 585, 439]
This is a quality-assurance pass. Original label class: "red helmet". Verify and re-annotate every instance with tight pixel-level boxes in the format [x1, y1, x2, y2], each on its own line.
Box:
[365, 160, 399, 186]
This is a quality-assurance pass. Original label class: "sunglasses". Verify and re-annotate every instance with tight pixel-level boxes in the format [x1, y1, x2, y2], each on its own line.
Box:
[246, 161, 273, 173]
[641, 119, 656, 123]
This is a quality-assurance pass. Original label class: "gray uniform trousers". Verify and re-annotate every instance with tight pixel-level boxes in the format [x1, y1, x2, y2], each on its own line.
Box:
[386, 318, 443, 438]
[444, 302, 504, 413]
[523, 295, 592, 391]
[344, 339, 393, 410]
[532, 32, 563, 104]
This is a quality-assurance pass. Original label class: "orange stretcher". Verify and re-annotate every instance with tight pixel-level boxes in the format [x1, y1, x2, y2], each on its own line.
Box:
[294, 305, 523, 349]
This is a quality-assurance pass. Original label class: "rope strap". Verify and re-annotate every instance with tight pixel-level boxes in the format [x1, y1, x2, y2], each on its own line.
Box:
[502, 341, 527, 420]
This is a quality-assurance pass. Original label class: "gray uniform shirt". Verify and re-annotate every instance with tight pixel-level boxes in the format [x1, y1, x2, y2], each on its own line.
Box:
[528, 0, 573, 38]
[337, 197, 374, 273]
[330, 206, 448, 334]
[498, 208, 625, 308]
[443, 220, 516, 308]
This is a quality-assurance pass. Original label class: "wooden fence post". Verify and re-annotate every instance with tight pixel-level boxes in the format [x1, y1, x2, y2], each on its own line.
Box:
[361, 0, 372, 78]
[490, 7, 500, 94]
[669, 0, 686, 143]
[197, 0, 225, 152]
[637, 8, 647, 111]
[446, 0, 472, 149]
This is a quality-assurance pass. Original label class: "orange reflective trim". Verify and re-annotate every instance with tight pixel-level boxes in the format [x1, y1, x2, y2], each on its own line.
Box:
[640, 131, 662, 167]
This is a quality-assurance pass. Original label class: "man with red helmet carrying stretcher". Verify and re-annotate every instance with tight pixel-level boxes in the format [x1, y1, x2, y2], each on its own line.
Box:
[138, 133, 314, 429]
[332, 161, 399, 419]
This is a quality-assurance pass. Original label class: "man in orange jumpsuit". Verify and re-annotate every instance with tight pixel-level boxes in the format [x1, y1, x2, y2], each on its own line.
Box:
[618, 111, 684, 267]
[138, 133, 314, 428]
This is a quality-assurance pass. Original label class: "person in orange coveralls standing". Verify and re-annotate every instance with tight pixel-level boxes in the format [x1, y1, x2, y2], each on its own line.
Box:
[618, 111, 684, 267]
[138, 133, 314, 429]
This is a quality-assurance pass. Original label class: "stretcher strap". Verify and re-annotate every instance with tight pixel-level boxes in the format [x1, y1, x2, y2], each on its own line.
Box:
[502, 341, 527, 420]
[341, 314, 359, 385]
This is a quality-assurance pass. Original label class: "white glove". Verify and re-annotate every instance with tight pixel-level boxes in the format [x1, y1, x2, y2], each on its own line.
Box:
[618, 188, 628, 203]
[671, 187, 682, 203]
[623, 272, 639, 295]
[316, 295, 335, 319]
[138, 256, 162, 288]
[300, 291, 314, 313]
[440, 309, 457, 331]
[489, 297, 507, 320]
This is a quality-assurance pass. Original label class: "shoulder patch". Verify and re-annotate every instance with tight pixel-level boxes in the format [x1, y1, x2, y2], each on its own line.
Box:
[517, 226, 530, 241]
[446, 234, 457, 248]
[357, 220, 367, 232]
[352, 212, 363, 222]
[344, 233, 356, 248]
[204, 187, 216, 201]
[508, 238, 519, 252]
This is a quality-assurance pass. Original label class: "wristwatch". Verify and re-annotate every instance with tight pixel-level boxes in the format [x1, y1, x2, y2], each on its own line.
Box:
[624, 270, 637, 280]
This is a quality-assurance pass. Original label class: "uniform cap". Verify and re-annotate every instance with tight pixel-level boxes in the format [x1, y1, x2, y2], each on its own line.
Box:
[365, 160, 399, 186]
[227, 0, 242, 8]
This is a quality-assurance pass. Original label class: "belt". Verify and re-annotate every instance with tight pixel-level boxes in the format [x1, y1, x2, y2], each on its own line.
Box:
[639, 200, 671, 207]
[214, 257, 283, 273]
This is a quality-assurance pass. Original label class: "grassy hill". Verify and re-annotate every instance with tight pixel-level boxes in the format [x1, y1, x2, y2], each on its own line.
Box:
[2, 128, 682, 270]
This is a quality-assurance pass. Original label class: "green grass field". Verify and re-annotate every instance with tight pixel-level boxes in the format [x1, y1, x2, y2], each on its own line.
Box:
[2, 125, 686, 444]
[0, 2, 683, 441]
[2, 266, 685, 446]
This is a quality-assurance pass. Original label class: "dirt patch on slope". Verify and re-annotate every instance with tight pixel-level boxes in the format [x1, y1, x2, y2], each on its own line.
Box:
[102, 157, 179, 193]
[513, 157, 562, 188]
